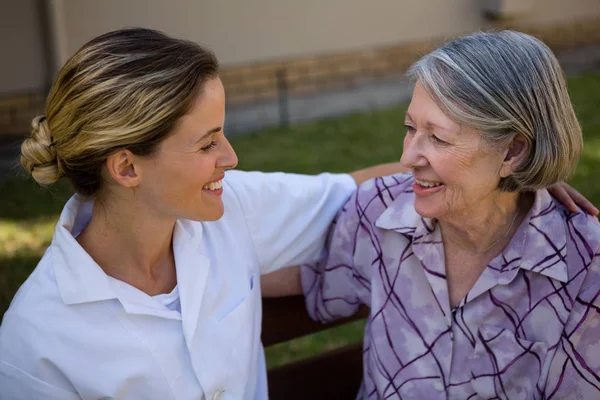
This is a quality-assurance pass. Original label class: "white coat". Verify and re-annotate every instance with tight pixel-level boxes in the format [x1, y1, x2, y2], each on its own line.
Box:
[0, 170, 356, 400]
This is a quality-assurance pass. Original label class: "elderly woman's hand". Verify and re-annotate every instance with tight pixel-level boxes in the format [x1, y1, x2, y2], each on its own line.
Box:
[548, 181, 598, 216]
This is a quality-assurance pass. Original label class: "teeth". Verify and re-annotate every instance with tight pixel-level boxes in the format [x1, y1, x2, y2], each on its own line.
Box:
[203, 180, 222, 190]
[415, 178, 442, 188]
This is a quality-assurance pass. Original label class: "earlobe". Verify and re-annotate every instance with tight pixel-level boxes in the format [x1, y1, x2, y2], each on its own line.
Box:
[105, 150, 141, 188]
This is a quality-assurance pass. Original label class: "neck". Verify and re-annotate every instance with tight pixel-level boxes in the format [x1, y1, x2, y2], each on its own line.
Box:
[76, 192, 178, 295]
[439, 191, 532, 255]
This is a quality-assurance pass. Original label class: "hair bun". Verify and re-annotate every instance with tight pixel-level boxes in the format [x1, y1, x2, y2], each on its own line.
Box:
[20, 115, 63, 185]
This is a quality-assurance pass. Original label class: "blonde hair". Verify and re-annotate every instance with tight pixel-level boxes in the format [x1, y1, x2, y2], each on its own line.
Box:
[21, 27, 219, 196]
[407, 30, 583, 191]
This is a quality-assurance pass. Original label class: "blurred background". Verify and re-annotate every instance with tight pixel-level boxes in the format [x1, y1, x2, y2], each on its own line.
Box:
[1, 0, 600, 369]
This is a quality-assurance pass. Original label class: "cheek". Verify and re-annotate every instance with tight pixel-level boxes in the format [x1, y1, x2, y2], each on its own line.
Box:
[192, 156, 218, 185]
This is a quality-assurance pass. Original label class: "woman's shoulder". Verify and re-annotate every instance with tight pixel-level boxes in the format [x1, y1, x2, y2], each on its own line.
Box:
[0, 250, 65, 356]
[356, 172, 414, 196]
[549, 194, 600, 252]
[4, 249, 58, 316]
[542, 193, 600, 289]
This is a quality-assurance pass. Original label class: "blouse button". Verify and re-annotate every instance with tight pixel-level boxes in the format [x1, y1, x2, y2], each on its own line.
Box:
[434, 381, 445, 392]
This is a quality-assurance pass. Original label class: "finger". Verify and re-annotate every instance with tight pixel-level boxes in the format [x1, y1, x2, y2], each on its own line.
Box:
[558, 189, 579, 213]
[548, 184, 578, 212]
[565, 186, 599, 215]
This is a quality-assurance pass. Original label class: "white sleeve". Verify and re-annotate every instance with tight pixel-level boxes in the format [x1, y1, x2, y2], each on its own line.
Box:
[224, 170, 356, 275]
[0, 361, 81, 400]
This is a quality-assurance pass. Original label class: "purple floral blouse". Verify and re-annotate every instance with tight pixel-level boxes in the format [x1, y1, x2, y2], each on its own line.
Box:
[302, 173, 600, 399]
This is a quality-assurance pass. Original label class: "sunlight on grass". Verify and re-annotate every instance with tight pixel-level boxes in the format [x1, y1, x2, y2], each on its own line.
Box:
[0, 218, 56, 257]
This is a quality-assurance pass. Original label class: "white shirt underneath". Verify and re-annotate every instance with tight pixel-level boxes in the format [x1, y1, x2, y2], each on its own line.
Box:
[107, 276, 182, 314]
[154, 286, 182, 313]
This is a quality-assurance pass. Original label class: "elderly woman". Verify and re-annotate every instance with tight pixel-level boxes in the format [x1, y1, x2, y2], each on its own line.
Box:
[297, 31, 600, 399]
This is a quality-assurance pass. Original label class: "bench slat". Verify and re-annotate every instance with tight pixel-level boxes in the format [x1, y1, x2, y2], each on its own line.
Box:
[261, 295, 369, 346]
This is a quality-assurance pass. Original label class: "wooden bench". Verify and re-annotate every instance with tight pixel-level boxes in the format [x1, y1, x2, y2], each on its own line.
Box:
[262, 295, 369, 400]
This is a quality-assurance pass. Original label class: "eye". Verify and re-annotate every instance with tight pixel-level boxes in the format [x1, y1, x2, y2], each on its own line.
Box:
[404, 125, 416, 134]
[430, 134, 447, 145]
[199, 141, 217, 152]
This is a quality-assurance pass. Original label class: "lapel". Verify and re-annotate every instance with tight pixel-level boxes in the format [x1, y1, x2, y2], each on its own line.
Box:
[173, 219, 211, 345]
[53, 196, 118, 305]
[375, 188, 574, 316]
[376, 190, 453, 324]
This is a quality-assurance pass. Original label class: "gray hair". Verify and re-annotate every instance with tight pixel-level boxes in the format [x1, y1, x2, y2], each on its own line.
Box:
[407, 30, 583, 191]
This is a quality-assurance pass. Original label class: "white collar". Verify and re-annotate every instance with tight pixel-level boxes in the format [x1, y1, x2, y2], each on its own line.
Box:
[52, 195, 117, 305]
[51, 195, 208, 310]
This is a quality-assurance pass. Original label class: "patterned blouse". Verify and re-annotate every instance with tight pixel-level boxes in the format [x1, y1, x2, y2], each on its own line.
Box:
[302, 173, 600, 399]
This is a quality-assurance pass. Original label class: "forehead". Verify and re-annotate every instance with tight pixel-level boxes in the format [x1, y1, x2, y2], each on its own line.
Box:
[177, 78, 225, 128]
[408, 82, 469, 136]
[187, 78, 225, 120]
[160, 77, 225, 149]
[407, 83, 453, 123]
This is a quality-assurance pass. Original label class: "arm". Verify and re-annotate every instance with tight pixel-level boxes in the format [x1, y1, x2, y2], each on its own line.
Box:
[260, 162, 407, 296]
[227, 170, 357, 275]
[301, 184, 379, 322]
[261, 266, 302, 297]
[349, 161, 407, 185]
[230, 162, 408, 276]
[544, 253, 600, 398]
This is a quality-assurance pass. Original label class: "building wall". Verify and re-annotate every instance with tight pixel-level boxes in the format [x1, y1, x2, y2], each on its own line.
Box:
[518, 0, 600, 25]
[0, 1, 49, 133]
[56, 0, 600, 67]
[1, 0, 600, 134]
[58, 0, 485, 67]
[0, 0, 46, 94]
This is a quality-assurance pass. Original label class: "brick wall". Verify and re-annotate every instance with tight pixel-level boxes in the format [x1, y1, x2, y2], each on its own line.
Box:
[221, 15, 600, 106]
[0, 92, 45, 135]
[219, 40, 438, 107]
[1, 15, 599, 135]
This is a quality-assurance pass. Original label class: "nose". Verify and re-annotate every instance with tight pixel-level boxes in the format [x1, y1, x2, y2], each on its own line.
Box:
[400, 131, 428, 169]
[218, 136, 239, 170]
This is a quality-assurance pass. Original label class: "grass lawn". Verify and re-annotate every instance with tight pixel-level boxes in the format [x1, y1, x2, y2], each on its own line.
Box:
[1, 71, 600, 368]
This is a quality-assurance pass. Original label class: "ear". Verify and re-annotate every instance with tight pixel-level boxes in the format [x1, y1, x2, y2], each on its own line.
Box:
[499, 134, 530, 178]
[105, 149, 142, 188]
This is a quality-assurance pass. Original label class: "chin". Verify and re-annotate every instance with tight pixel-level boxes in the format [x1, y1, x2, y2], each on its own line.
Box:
[202, 205, 226, 222]
[413, 199, 443, 220]
[205, 210, 225, 221]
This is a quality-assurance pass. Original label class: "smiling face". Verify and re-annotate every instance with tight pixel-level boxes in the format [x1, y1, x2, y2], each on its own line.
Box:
[134, 77, 238, 222]
[400, 82, 508, 221]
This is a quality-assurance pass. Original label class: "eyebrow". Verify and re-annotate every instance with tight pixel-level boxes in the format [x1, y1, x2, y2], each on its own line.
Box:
[405, 112, 453, 133]
[195, 127, 222, 143]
